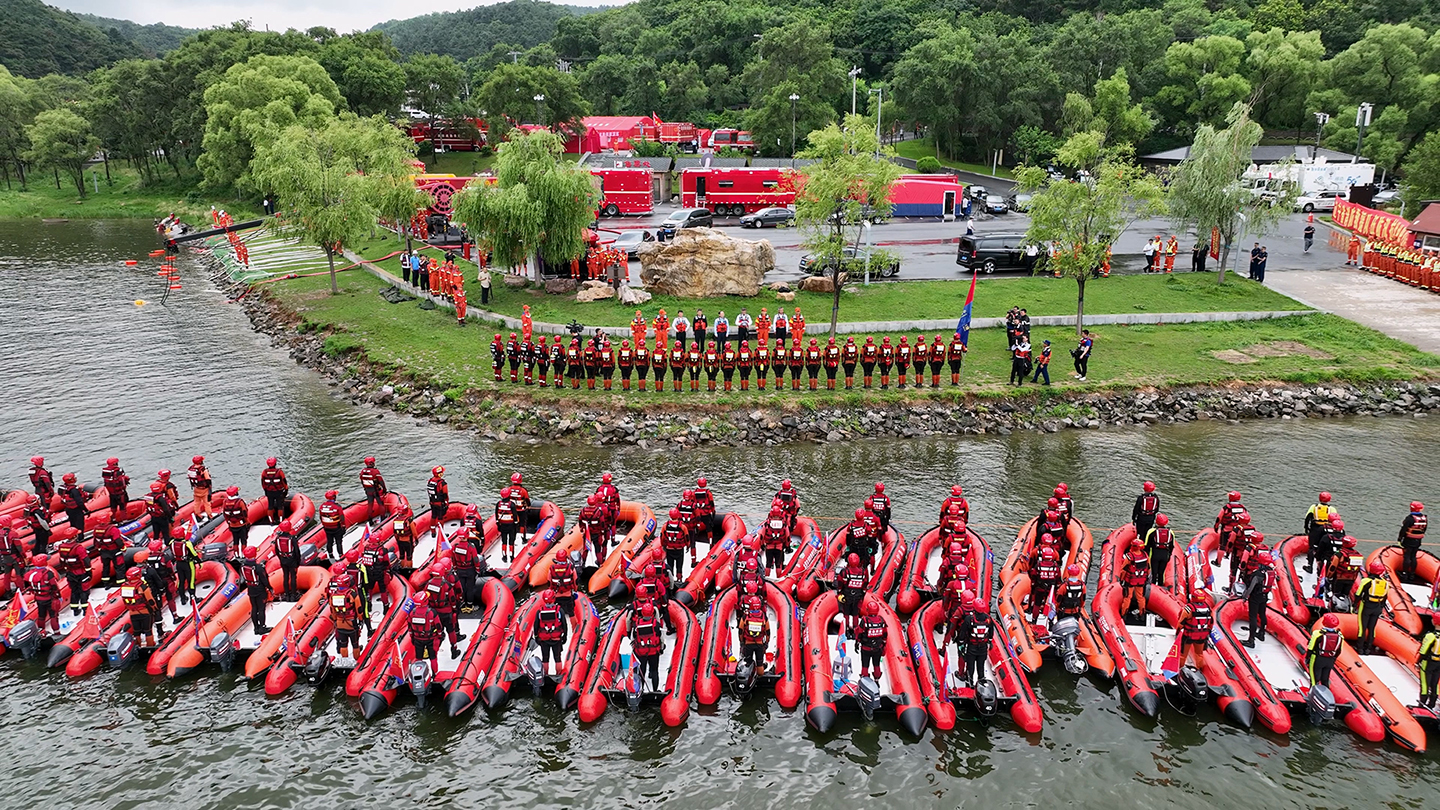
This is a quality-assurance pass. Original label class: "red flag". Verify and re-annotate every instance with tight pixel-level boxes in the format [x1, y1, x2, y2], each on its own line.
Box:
[81, 604, 101, 639]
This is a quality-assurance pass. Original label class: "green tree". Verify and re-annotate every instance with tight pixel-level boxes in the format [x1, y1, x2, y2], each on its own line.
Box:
[892, 24, 983, 160]
[404, 53, 464, 119]
[1064, 69, 1154, 149]
[1167, 104, 1295, 283]
[793, 114, 901, 335]
[87, 59, 173, 184]
[197, 54, 343, 190]
[1244, 29, 1325, 137]
[251, 114, 415, 294]
[0, 65, 33, 189]
[1327, 24, 1432, 110]
[1324, 105, 1409, 179]
[472, 63, 588, 142]
[449, 130, 597, 282]
[1012, 125, 1060, 167]
[1250, 0, 1305, 32]
[1399, 131, 1440, 214]
[1017, 132, 1166, 334]
[319, 34, 407, 116]
[1154, 37, 1252, 131]
[24, 107, 99, 196]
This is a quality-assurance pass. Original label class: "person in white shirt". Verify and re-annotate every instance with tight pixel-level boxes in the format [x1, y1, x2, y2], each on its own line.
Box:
[773, 309, 790, 343]
[1142, 237, 1157, 272]
[672, 311, 690, 346]
[735, 308, 753, 342]
[714, 311, 730, 344]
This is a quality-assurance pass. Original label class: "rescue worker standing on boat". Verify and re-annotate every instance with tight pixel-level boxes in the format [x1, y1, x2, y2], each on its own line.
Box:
[1418, 627, 1440, 709]
[1399, 501, 1427, 582]
[1304, 492, 1336, 574]
[1132, 481, 1160, 542]
[260, 458, 288, 524]
[1354, 561, 1389, 654]
[241, 546, 274, 634]
[1307, 613, 1342, 688]
[856, 596, 887, 681]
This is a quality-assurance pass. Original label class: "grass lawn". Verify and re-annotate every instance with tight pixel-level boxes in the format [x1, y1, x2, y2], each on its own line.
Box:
[0, 164, 261, 221]
[266, 268, 1437, 405]
[893, 138, 1015, 180]
[419, 151, 498, 176]
[345, 234, 1310, 329]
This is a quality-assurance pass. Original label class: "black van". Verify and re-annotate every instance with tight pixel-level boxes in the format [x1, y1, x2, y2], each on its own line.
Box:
[955, 233, 1039, 274]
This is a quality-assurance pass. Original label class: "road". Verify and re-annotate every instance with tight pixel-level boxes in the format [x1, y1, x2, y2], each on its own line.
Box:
[601, 203, 1333, 283]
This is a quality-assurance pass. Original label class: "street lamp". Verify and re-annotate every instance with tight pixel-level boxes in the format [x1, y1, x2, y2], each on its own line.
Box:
[1313, 111, 1329, 152]
[848, 66, 861, 115]
[534, 94, 545, 125]
[1354, 102, 1373, 163]
[868, 87, 883, 157]
[789, 93, 799, 163]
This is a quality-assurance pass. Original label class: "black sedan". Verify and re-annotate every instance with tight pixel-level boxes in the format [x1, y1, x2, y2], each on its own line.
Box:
[739, 207, 794, 228]
[799, 246, 900, 278]
[981, 194, 1009, 215]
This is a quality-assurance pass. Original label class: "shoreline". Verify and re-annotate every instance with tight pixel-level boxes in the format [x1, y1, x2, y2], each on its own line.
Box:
[232, 276, 1440, 448]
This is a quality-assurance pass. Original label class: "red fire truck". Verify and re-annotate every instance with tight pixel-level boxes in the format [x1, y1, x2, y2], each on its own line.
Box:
[705, 128, 755, 152]
[679, 167, 798, 216]
[406, 118, 488, 152]
[591, 167, 655, 216]
[635, 120, 698, 152]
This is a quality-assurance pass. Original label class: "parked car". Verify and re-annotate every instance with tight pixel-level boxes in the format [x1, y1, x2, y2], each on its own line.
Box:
[965, 184, 989, 202]
[657, 207, 713, 240]
[1007, 191, 1033, 212]
[1372, 189, 1400, 206]
[610, 229, 654, 258]
[955, 233, 1039, 274]
[981, 194, 1009, 215]
[1293, 190, 1347, 213]
[799, 246, 900, 278]
[826, 204, 888, 225]
[739, 207, 794, 228]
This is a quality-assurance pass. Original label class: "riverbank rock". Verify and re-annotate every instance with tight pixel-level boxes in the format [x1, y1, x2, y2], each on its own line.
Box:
[638, 228, 773, 297]
[503, 275, 529, 289]
[799, 275, 835, 293]
[545, 279, 577, 295]
[776, 291, 796, 302]
[576, 280, 616, 302]
[618, 282, 651, 306]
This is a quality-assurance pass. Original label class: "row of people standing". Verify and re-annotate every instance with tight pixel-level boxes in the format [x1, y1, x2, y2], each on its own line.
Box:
[629, 306, 809, 349]
[490, 332, 970, 391]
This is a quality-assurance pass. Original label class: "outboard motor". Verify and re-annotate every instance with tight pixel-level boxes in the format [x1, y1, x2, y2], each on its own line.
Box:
[523, 649, 545, 697]
[857, 675, 881, 721]
[303, 648, 331, 685]
[625, 672, 644, 713]
[1306, 683, 1337, 725]
[973, 677, 999, 717]
[9, 619, 40, 661]
[106, 632, 138, 670]
[408, 660, 433, 709]
[1051, 616, 1088, 675]
[731, 658, 759, 698]
[210, 631, 236, 672]
[1165, 664, 1208, 715]
[299, 543, 321, 566]
[201, 542, 230, 563]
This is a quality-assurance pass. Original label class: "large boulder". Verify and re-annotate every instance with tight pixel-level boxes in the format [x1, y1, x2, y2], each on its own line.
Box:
[545, 278, 577, 295]
[798, 275, 836, 293]
[575, 280, 616, 302]
[503, 274, 530, 289]
[618, 282, 652, 306]
[638, 227, 773, 297]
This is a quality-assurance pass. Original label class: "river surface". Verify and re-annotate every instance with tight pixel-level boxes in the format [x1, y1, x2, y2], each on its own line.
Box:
[1, 219, 1438, 809]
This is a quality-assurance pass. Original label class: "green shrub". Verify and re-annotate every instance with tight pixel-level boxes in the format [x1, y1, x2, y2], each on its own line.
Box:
[915, 156, 943, 173]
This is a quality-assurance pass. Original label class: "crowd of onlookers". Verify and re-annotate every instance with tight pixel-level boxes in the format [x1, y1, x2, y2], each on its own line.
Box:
[1003, 306, 1093, 385]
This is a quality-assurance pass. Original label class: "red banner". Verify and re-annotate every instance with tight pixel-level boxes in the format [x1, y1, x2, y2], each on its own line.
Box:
[1209, 227, 1220, 260]
[1333, 199, 1411, 247]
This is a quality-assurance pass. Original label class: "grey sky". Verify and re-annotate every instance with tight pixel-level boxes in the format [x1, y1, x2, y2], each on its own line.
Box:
[49, 0, 629, 33]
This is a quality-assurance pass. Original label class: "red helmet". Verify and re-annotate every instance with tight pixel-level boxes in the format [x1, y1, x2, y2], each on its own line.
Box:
[951, 485, 963, 496]
[325, 490, 338, 500]
[1053, 486, 1065, 497]
[501, 487, 512, 498]
[1322, 613, 1340, 629]
[864, 497, 875, 510]
[278, 520, 292, 532]
[1413, 501, 1425, 512]
[697, 477, 707, 488]
[464, 504, 478, 516]
[781, 480, 792, 491]
[244, 546, 257, 559]
[961, 594, 976, 611]
[683, 489, 694, 500]
[874, 482, 885, 493]
[1142, 481, 1155, 493]
[30, 456, 43, 466]
[1129, 538, 1144, 551]
[62, 473, 77, 484]
[364, 456, 375, 465]
[511, 472, 523, 485]
[147, 539, 163, 553]
[226, 486, 239, 496]
[639, 602, 656, 618]
[435, 557, 450, 573]
[1257, 550, 1273, 564]
[861, 596, 880, 617]
[149, 482, 164, 493]
[1040, 547, 1058, 560]
[854, 508, 865, 520]
[602, 473, 613, 484]
[1342, 536, 1357, 550]
[432, 466, 445, 476]
[746, 558, 759, 572]
[1039, 533, 1054, 545]
[266, 457, 278, 467]
[158, 469, 171, 480]
[954, 564, 970, 580]
[744, 580, 759, 595]
[1227, 491, 1242, 502]
[192, 455, 204, 464]
[106, 457, 119, 468]
[669, 507, 680, 519]
[330, 563, 346, 577]
[847, 552, 861, 567]
[1065, 564, 1081, 579]
[1156, 514, 1169, 527]
[882, 337, 890, 344]
[810, 337, 819, 346]
[127, 567, 143, 581]
[413, 591, 429, 603]
[1319, 492, 1332, 503]
[32, 554, 48, 567]
[1367, 560, 1384, 576]
[1330, 518, 1344, 532]
[1191, 589, 1212, 606]
[587, 494, 598, 506]
[1047, 497, 1059, 508]
[648, 563, 661, 578]
[1044, 510, 1059, 521]
[543, 589, 556, 604]
[1056, 483, 1069, 494]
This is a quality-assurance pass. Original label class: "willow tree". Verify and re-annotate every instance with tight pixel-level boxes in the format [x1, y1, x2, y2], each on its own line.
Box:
[1167, 103, 1296, 283]
[375, 173, 431, 255]
[252, 113, 416, 293]
[450, 130, 598, 282]
[794, 113, 901, 335]
[1017, 132, 1166, 336]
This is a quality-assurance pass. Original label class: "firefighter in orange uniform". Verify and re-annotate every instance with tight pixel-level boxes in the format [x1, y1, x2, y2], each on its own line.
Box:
[631, 310, 647, 346]
[842, 337, 859, 389]
[823, 337, 841, 390]
[1346, 235, 1361, 266]
[860, 337, 878, 388]
[754, 340, 770, 390]
[618, 339, 635, 391]
[721, 341, 737, 392]
[788, 338, 804, 390]
[686, 341, 703, 392]
[947, 333, 967, 385]
[737, 341, 753, 390]
[805, 338, 823, 390]
[1164, 235, 1178, 272]
[911, 334, 928, 388]
[896, 336, 912, 389]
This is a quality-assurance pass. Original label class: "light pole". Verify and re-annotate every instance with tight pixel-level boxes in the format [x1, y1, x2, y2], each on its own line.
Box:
[508, 51, 521, 64]
[533, 94, 545, 126]
[848, 66, 861, 115]
[869, 87, 883, 157]
[1353, 102, 1373, 163]
[1313, 111, 1329, 153]
[789, 93, 799, 163]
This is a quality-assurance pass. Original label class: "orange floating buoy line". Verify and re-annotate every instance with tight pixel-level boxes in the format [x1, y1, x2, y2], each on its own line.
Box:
[157, 249, 182, 304]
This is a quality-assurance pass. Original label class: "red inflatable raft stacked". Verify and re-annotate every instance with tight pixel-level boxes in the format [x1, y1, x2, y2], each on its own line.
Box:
[907, 599, 1042, 732]
[577, 601, 700, 726]
[793, 524, 907, 604]
[895, 524, 993, 615]
[615, 513, 747, 603]
[802, 591, 926, 736]
[695, 581, 803, 708]
[473, 590, 601, 714]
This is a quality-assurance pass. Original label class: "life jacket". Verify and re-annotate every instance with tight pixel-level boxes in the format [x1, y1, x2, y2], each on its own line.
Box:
[1358, 576, 1388, 604]
[223, 497, 248, 527]
[842, 343, 858, 364]
[241, 561, 266, 588]
[59, 486, 85, 511]
[1311, 504, 1332, 525]
[967, 613, 993, 646]
[1329, 553, 1362, 582]
[871, 494, 891, 518]
[409, 607, 438, 642]
[857, 616, 887, 652]
[122, 583, 154, 614]
[536, 605, 566, 642]
[260, 468, 286, 493]
[632, 615, 663, 656]
[359, 467, 384, 492]
[693, 489, 714, 518]
[1035, 559, 1061, 584]
[841, 569, 867, 593]
[319, 501, 344, 530]
[331, 592, 358, 629]
[661, 521, 688, 550]
[187, 465, 210, 489]
[1137, 493, 1159, 516]
[948, 340, 966, 361]
[275, 531, 298, 557]
[846, 521, 871, 552]
[1122, 551, 1150, 586]
[392, 521, 414, 544]
[57, 542, 86, 575]
[426, 478, 447, 507]
[755, 518, 785, 549]
[1220, 503, 1247, 527]
[1184, 604, 1213, 641]
[1145, 526, 1173, 550]
[1312, 628, 1342, 658]
[29, 467, 52, 492]
[551, 560, 576, 596]
[1056, 581, 1086, 616]
[102, 467, 127, 491]
[95, 528, 124, 553]
[1404, 514, 1428, 541]
[1419, 633, 1440, 664]
[450, 539, 476, 571]
[147, 494, 175, 520]
[739, 606, 769, 646]
[0, 528, 18, 557]
[495, 498, 517, 526]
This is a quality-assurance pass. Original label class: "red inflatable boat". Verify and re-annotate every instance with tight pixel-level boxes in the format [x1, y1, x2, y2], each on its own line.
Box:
[996, 570, 1113, 676]
[1090, 580, 1255, 727]
[896, 524, 993, 615]
[695, 581, 803, 708]
[1001, 517, 1094, 587]
[794, 524, 907, 604]
[144, 561, 243, 675]
[1365, 545, 1436, 637]
[528, 501, 656, 591]
[614, 513, 747, 603]
[802, 591, 926, 737]
[265, 572, 413, 696]
[576, 601, 700, 726]
[907, 599, 1043, 732]
[472, 590, 600, 715]
[713, 516, 825, 597]
[167, 565, 330, 678]
[1327, 612, 1432, 751]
